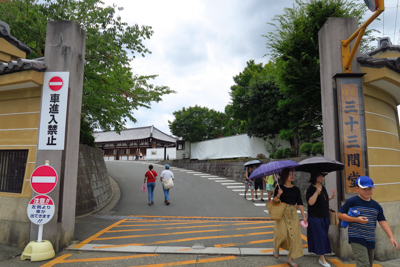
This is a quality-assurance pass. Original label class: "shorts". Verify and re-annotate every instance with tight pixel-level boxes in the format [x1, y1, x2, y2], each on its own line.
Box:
[254, 179, 263, 190]
[245, 180, 254, 190]
[265, 183, 274, 192]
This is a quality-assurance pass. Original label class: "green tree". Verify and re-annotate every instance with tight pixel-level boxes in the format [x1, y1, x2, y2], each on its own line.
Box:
[0, 0, 175, 137]
[228, 60, 264, 123]
[264, 0, 368, 146]
[168, 106, 226, 143]
[246, 62, 288, 139]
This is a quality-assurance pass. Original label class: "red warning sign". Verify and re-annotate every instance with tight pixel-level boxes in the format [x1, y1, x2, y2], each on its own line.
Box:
[48, 76, 63, 91]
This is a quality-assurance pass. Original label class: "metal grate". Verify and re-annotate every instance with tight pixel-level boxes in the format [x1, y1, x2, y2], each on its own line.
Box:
[0, 150, 28, 193]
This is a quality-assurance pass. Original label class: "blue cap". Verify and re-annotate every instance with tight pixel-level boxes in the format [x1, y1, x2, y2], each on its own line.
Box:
[356, 176, 375, 188]
[165, 164, 170, 169]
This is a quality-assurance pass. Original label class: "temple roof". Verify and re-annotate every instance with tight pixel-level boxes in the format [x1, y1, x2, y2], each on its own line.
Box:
[357, 56, 400, 74]
[0, 57, 47, 75]
[94, 125, 177, 144]
[0, 21, 31, 54]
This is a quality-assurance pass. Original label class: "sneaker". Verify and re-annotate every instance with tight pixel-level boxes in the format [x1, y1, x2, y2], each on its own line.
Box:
[319, 259, 330, 267]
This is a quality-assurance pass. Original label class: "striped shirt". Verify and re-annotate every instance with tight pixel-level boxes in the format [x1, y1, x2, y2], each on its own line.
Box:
[339, 196, 385, 249]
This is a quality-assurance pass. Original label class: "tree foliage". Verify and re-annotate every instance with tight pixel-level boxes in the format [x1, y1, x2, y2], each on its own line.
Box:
[264, 0, 368, 146]
[0, 0, 175, 136]
[168, 106, 226, 143]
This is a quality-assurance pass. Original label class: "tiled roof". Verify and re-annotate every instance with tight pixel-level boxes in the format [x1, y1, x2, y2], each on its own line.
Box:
[94, 125, 177, 144]
[367, 45, 400, 57]
[357, 56, 400, 74]
[0, 21, 31, 54]
[0, 58, 47, 75]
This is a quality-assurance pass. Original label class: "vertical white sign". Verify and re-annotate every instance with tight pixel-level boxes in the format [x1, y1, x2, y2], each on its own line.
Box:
[38, 72, 70, 150]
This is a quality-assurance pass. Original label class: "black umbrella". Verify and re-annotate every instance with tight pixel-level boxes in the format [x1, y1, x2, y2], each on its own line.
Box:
[295, 157, 344, 173]
[243, 160, 261, 167]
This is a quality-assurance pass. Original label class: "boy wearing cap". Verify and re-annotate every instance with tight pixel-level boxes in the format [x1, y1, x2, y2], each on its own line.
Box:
[338, 176, 398, 267]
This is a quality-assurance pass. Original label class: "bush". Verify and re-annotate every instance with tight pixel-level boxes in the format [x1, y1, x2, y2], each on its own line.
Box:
[311, 142, 324, 155]
[299, 143, 312, 156]
[275, 149, 284, 159]
[283, 148, 292, 158]
[269, 153, 275, 159]
[257, 153, 266, 158]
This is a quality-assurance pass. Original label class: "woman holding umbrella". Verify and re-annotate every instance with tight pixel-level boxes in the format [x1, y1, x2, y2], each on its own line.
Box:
[306, 172, 336, 267]
[273, 167, 307, 267]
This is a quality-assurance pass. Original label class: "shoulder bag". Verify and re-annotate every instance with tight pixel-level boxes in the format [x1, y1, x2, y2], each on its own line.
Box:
[265, 175, 287, 221]
[266, 199, 287, 221]
[163, 178, 174, 189]
[329, 208, 339, 225]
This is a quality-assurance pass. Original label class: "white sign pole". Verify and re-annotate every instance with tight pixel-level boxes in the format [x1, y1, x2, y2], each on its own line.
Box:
[37, 225, 43, 243]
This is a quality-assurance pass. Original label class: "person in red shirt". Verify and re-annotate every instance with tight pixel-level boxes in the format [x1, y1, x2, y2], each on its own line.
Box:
[144, 165, 158, 206]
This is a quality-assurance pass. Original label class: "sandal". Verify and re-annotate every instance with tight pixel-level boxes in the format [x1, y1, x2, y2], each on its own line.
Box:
[151, 201, 154, 205]
[288, 260, 298, 267]
[255, 194, 258, 199]
[148, 203, 151, 206]
[166, 201, 170, 205]
[260, 198, 264, 202]
[273, 248, 279, 259]
[252, 199, 255, 202]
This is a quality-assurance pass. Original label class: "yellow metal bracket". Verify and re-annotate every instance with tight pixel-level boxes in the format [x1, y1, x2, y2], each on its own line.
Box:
[341, 0, 385, 73]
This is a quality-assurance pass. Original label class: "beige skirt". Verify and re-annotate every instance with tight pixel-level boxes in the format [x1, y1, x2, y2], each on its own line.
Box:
[273, 204, 303, 259]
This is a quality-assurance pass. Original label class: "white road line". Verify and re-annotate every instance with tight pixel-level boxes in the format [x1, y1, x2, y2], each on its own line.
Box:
[221, 183, 243, 185]
[208, 178, 226, 180]
[227, 186, 245, 188]
[232, 189, 245, 191]
[193, 174, 205, 176]
[202, 176, 219, 178]
[187, 172, 202, 174]
[214, 180, 235, 182]
[254, 203, 266, 206]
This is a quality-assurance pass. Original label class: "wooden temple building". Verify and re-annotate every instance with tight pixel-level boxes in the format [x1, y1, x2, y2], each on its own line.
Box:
[94, 125, 177, 160]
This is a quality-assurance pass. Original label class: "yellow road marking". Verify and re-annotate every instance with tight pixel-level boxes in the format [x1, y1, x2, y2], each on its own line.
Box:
[73, 219, 127, 248]
[328, 259, 382, 267]
[130, 255, 237, 267]
[301, 234, 307, 242]
[108, 223, 274, 233]
[40, 254, 158, 267]
[260, 244, 308, 253]
[96, 229, 225, 240]
[214, 239, 274, 247]
[94, 231, 275, 248]
[130, 215, 269, 220]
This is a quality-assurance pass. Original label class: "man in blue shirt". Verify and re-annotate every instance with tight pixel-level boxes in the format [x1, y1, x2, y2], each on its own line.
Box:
[339, 176, 398, 267]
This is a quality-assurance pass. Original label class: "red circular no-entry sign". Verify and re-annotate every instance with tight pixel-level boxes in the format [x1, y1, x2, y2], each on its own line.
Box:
[48, 76, 63, 91]
[30, 165, 58, 194]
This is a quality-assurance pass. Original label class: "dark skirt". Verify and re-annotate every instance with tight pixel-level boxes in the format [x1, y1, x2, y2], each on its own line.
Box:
[307, 216, 332, 255]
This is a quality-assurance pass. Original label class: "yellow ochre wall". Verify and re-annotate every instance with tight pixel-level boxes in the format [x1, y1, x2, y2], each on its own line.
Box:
[362, 66, 400, 202]
[0, 71, 43, 247]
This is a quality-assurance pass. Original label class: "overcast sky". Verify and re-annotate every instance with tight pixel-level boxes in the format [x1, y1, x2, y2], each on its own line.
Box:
[102, 0, 399, 136]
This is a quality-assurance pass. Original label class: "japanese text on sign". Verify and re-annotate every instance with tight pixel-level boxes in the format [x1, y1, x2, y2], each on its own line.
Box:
[338, 82, 367, 193]
[38, 72, 69, 150]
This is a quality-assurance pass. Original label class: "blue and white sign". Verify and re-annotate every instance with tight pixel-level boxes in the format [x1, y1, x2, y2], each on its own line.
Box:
[38, 72, 69, 150]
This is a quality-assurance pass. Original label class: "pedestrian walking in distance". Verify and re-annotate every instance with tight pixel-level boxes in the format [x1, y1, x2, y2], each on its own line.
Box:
[144, 165, 157, 206]
[160, 164, 174, 205]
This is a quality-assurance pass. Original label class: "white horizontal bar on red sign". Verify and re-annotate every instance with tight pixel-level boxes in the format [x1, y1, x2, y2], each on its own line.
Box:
[32, 176, 56, 183]
[49, 82, 62, 86]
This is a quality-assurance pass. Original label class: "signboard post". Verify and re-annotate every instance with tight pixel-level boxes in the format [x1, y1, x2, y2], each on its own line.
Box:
[21, 161, 56, 261]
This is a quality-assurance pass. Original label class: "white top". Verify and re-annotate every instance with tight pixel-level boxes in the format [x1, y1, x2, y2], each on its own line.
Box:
[160, 170, 174, 182]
